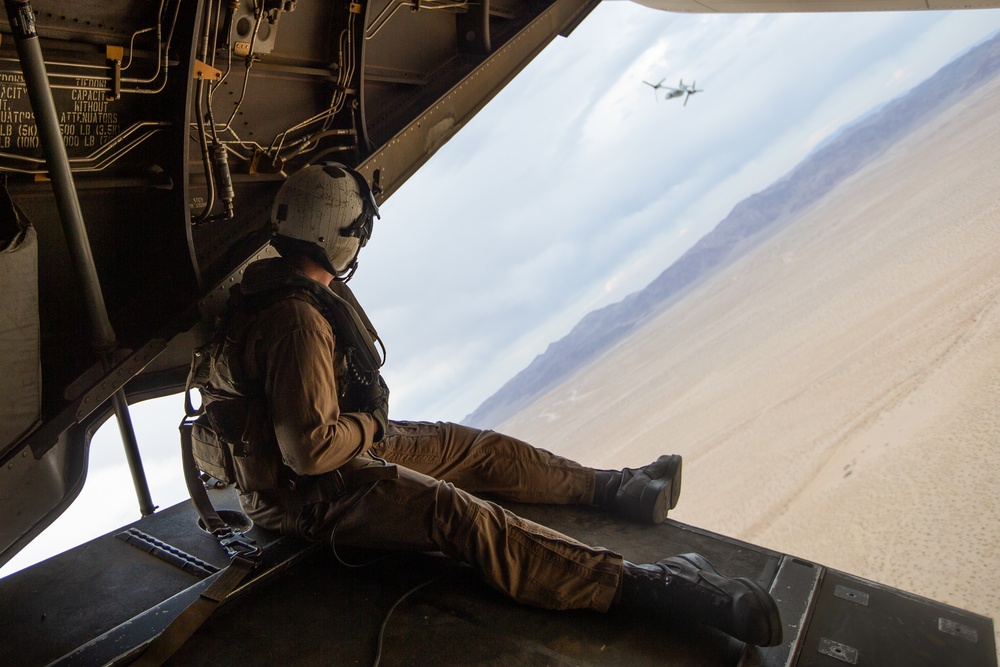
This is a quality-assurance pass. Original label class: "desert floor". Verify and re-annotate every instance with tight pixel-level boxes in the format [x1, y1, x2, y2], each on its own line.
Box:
[499, 74, 1000, 629]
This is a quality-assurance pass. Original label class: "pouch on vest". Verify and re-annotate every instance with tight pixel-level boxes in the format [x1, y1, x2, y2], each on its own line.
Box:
[193, 403, 284, 493]
[190, 415, 237, 485]
[187, 346, 282, 492]
[229, 394, 282, 492]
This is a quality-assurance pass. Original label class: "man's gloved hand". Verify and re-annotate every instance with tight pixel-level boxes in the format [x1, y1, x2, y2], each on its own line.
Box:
[367, 374, 390, 441]
[341, 369, 390, 440]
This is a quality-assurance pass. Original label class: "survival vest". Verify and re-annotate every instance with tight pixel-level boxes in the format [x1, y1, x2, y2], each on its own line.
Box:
[184, 259, 387, 493]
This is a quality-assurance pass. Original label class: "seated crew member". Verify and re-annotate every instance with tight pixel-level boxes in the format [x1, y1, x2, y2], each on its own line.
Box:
[195, 163, 782, 647]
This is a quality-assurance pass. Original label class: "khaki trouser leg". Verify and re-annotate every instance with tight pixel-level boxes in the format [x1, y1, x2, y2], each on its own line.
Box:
[373, 421, 597, 505]
[295, 462, 623, 612]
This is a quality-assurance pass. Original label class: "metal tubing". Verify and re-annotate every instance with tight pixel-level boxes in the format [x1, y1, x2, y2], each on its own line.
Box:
[111, 389, 157, 516]
[3, 0, 116, 352]
[4, 0, 156, 516]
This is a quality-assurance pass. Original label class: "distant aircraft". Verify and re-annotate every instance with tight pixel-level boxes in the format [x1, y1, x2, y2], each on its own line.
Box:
[643, 78, 704, 106]
[643, 78, 682, 100]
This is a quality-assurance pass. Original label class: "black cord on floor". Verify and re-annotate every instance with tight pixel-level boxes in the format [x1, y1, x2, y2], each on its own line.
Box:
[323, 454, 443, 665]
[328, 453, 399, 569]
[327, 482, 396, 568]
[371, 576, 442, 667]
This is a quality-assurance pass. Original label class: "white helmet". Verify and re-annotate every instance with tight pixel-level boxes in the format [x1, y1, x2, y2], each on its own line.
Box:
[271, 163, 380, 278]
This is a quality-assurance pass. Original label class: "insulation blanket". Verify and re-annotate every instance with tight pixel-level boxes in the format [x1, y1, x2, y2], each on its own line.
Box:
[1, 225, 40, 449]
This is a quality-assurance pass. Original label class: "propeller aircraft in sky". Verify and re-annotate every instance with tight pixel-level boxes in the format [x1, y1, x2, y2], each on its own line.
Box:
[643, 78, 704, 105]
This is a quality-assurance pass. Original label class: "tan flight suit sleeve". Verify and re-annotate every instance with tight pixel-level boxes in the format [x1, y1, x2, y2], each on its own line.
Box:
[256, 298, 379, 476]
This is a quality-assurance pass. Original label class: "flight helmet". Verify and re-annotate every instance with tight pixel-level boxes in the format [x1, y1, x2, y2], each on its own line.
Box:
[271, 163, 380, 279]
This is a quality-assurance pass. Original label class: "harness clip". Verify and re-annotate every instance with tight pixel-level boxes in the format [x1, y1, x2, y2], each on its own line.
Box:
[215, 527, 262, 560]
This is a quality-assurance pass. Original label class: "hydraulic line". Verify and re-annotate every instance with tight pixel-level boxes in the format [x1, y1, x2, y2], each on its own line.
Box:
[220, 0, 264, 134]
[0, 121, 169, 173]
[192, 0, 218, 224]
[191, 0, 237, 221]
[367, 0, 470, 40]
[3, 0, 155, 515]
[192, 84, 215, 224]
[121, 26, 156, 72]
[205, 10, 236, 140]
[206, 0, 235, 218]
[269, 9, 357, 162]
[208, 0, 224, 69]
[0, 0, 176, 98]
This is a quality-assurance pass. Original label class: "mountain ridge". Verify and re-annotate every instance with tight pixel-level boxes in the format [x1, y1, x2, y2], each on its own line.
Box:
[464, 30, 1000, 429]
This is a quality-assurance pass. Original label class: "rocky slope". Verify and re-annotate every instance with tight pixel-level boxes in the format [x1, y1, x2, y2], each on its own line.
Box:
[465, 31, 1000, 428]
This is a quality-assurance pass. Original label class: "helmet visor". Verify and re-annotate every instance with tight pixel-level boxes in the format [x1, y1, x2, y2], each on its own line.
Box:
[326, 234, 361, 274]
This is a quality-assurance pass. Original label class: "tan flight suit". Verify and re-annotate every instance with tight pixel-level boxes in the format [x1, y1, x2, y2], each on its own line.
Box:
[228, 260, 624, 612]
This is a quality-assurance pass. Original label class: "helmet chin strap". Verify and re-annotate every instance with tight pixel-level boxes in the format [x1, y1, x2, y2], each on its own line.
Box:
[336, 259, 359, 282]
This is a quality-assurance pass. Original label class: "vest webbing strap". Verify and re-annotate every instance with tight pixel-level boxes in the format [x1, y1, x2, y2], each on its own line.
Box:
[179, 421, 228, 534]
[130, 555, 256, 667]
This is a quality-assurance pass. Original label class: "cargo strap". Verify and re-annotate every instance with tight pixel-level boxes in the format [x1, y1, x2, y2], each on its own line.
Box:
[179, 420, 260, 557]
[130, 422, 261, 667]
[130, 554, 256, 667]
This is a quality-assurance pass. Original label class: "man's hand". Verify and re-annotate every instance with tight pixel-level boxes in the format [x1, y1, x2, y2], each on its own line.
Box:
[340, 369, 390, 440]
[366, 374, 390, 441]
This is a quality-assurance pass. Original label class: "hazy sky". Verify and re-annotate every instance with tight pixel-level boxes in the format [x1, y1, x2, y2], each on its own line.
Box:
[3, 2, 1000, 577]
[352, 4, 1000, 422]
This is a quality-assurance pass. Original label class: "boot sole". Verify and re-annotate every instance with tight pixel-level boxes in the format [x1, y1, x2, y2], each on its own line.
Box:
[735, 577, 784, 647]
[640, 455, 682, 524]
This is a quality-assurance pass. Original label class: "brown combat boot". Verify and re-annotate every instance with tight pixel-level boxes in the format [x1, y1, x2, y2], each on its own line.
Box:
[594, 454, 682, 524]
[616, 552, 783, 647]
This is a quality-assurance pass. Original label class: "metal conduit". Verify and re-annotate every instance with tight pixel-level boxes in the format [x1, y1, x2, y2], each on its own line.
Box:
[3, 0, 156, 516]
